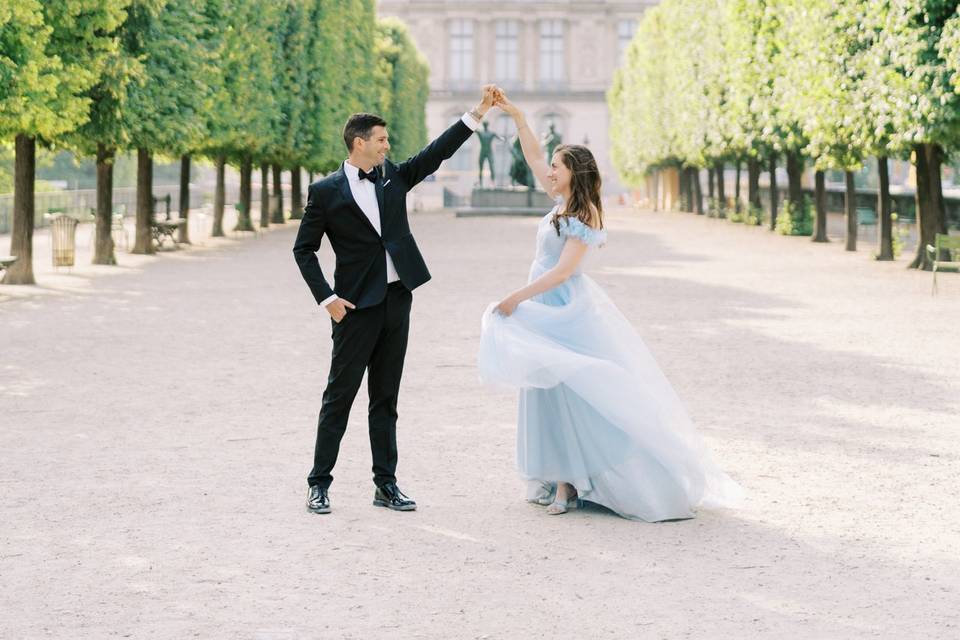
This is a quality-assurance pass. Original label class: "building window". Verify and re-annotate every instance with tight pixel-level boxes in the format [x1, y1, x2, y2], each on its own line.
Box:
[539, 19, 565, 88]
[495, 20, 520, 89]
[618, 19, 637, 62]
[449, 19, 474, 90]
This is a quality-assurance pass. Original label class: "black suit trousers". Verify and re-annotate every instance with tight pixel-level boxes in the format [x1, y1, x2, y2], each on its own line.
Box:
[308, 281, 413, 489]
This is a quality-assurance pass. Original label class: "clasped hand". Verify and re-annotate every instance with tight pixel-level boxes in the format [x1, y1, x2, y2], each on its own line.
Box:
[491, 88, 518, 116]
[479, 85, 518, 117]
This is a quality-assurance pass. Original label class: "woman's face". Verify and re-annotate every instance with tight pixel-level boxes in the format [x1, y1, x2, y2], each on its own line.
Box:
[548, 152, 572, 194]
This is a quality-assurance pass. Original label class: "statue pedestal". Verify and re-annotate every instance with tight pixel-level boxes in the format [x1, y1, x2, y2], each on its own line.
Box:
[455, 187, 556, 217]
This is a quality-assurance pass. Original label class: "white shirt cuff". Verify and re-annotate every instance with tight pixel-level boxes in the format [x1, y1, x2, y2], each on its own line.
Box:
[320, 294, 338, 308]
[461, 112, 481, 131]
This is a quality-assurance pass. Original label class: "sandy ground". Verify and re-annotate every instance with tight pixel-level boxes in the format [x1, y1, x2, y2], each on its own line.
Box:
[1, 204, 958, 639]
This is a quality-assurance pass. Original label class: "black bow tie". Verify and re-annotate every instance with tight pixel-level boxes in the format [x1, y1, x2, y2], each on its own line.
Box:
[357, 167, 378, 183]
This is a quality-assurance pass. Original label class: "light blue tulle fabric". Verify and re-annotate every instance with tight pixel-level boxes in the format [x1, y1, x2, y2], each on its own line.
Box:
[558, 214, 607, 248]
[478, 207, 744, 521]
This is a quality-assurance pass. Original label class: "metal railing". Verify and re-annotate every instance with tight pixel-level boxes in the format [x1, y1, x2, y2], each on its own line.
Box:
[0, 182, 295, 234]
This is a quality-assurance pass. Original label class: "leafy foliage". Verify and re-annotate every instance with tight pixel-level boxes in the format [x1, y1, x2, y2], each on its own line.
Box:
[610, 0, 960, 180]
[375, 17, 429, 162]
[1, 0, 430, 171]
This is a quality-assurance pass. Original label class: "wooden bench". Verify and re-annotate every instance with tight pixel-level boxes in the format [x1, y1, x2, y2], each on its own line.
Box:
[151, 194, 185, 249]
[926, 233, 960, 295]
[856, 207, 877, 229]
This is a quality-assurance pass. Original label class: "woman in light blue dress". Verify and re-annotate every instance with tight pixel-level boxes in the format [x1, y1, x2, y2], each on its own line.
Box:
[478, 93, 743, 521]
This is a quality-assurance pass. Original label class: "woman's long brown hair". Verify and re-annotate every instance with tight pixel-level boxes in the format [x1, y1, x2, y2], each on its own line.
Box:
[551, 144, 604, 235]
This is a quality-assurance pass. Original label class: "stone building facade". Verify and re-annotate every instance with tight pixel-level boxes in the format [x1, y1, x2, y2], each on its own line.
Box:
[376, 0, 658, 198]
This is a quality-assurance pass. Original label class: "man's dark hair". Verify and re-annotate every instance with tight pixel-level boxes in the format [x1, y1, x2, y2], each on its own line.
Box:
[343, 113, 387, 151]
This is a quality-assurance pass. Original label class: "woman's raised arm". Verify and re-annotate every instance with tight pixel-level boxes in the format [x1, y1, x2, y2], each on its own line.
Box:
[495, 93, 554, 195]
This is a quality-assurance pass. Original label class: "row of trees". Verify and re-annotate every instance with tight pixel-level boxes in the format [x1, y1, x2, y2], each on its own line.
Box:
[609, 0, 959, 269]
[0, 0, 428, 284]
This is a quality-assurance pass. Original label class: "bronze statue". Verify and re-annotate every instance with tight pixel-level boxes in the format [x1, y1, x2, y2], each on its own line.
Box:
[509, 136, 533, 188]
[542, 122, 562, 160]
[475, 121, 505, 187]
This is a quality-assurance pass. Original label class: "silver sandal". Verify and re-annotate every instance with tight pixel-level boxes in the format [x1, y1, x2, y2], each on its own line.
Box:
[546, 493, 580, 515]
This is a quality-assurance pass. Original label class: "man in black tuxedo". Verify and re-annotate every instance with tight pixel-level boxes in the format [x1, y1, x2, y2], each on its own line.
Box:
[294, 85, 499, 514]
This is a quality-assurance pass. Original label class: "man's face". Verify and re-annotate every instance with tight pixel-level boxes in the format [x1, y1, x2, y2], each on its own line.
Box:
[357, 125, 390, 166]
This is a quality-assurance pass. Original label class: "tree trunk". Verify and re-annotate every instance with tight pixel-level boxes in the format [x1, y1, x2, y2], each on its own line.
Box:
[177, 154, 191, 244]
[910, 143, 948, 270]
[236, 156, 254, 231]
[679, 168, 690, 212]
[768, 153, 779, 230]
[693, 169, 704, 215]
[132, 148, 154, 254]
[212, 156, 225, 237]
[677, 167, 689, 211]
[651, 172, 659, 212]
[786, 150, 804, 211]
[707, 165, 715, 208]
[93, 144, 117, 265]
[748, 158, 761, 211]
[271, 164, 285, 224]
[2, 134, 37, 284]
[308, 171, 314, 185]
[845, 170, 857, 252]
[734, 161, 742, 212]
[290, 165, 303, 220]
[259, 163, 270, 228]
[715, 162, 726, 217]
[877, 156, 893, 260]
[812, 169, 828, 243]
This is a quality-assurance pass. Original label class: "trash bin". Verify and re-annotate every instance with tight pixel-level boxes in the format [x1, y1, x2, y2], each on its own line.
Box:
[51, 214, 78, 267]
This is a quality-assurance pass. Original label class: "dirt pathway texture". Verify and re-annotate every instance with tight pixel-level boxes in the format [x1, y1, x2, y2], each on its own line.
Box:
[2, 206, 958, 639]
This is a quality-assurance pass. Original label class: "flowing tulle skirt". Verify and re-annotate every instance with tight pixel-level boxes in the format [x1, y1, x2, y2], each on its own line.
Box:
[478, 267, 743, 522]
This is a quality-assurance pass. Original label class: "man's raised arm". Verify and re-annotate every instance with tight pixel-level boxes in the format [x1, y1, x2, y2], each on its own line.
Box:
[395, 84, 499, 187]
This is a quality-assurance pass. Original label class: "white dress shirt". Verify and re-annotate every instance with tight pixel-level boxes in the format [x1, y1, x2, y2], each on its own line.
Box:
[321, 111, 481, 308]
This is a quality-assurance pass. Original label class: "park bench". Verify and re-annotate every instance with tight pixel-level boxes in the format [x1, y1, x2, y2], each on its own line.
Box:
[0, 255, 17, 274]
[893, 208, 916, 226]
[151, 194, 185, 249]
[232, 202, 260, 238]
[926, 233, 960, 295]
[856, 207, 877, 231]
[88, 206, 129, 251]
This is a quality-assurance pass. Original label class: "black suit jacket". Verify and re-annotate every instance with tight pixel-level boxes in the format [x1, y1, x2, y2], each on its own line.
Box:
[293, 119, 473, 309]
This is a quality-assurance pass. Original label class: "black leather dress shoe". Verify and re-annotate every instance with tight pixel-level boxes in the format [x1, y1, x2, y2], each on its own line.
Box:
[306, 486, 330, 514]
[373, 483, 416, 511]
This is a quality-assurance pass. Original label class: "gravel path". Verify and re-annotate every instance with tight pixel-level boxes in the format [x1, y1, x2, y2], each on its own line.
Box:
[2, 206, 958, 639]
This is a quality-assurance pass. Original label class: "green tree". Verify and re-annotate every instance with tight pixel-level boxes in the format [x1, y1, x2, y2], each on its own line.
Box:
[375, 18, 429, 163]
[274, 0, 310, 221]
[725, 0, 796, 229]
[124, 0, 209, 254]
[1, 0, 127, 284]
[609, 6, 673, 191]
[67, 1, 137, 264]
[203, 0, 278, 235]
[870, 0, 960, 269]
